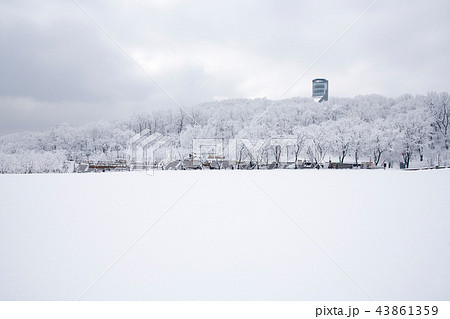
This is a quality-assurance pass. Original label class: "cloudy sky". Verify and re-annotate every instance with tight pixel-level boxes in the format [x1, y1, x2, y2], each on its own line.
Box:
[0, 0, 449, 133]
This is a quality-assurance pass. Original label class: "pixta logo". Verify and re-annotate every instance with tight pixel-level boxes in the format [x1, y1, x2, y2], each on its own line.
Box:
[128, 131, 316, 171]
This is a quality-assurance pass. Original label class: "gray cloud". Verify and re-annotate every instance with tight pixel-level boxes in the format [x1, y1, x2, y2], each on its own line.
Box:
[0, 0, 449, 133]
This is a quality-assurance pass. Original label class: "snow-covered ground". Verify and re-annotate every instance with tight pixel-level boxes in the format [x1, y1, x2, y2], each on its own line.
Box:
[0, 170, 449, 300]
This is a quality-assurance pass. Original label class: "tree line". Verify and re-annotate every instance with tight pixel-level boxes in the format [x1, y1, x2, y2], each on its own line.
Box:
[0, 92, 448, 173]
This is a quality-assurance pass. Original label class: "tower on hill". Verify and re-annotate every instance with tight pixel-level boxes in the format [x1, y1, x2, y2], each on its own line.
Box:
[312, 78, 328, 102]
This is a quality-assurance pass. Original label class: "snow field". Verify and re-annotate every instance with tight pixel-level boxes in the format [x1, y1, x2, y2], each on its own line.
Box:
[0, 170, 449, 300]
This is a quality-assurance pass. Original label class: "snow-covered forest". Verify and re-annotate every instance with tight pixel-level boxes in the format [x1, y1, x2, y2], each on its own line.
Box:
[0, 92, 448, 173]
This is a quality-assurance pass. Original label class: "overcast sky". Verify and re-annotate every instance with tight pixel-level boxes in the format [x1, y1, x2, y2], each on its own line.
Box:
[1, 0, 449, 133]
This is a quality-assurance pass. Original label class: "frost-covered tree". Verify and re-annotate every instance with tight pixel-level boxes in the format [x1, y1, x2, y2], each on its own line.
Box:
[305, 124, 330, 168]
[292, 127, 307, 168]
[426, 92, 449, 150]
[367, 120, 396, 166]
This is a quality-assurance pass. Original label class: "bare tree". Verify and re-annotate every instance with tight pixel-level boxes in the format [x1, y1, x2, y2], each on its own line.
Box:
[293, 129, 306, 169]
[427, 92, 449, 149]
[306, 126, 330, 169]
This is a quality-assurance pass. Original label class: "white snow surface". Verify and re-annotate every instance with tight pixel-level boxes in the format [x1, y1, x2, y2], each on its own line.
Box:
[0, 170, 449, 300]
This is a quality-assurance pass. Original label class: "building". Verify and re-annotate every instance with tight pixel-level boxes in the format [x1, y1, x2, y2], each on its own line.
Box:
[312, 78, 328, 102]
